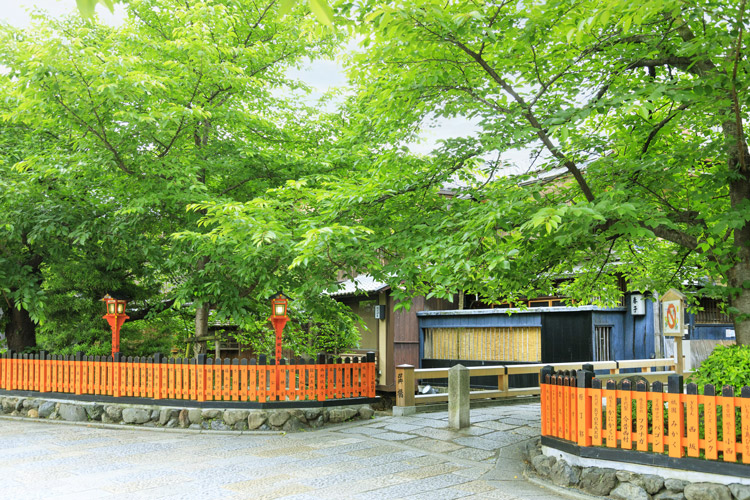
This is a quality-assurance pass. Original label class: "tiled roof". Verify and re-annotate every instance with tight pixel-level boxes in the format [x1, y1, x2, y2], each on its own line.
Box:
[327, 275, 390, 297]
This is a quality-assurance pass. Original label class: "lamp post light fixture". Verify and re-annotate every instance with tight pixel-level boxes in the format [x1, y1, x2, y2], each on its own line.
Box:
[268, 292, 292, 391]
[101, 294, 129, 356]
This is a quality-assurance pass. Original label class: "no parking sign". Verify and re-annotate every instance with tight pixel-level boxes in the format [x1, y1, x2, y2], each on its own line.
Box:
[660, 288, 686, 336]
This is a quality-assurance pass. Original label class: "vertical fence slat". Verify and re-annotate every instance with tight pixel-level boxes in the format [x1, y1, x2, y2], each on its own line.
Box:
[705, 384, 718, 460]
[686, 383, 700, 457]
[316, 354, 326, 402]
[635, 381, 649, 452]
[621, 379, 633, 451]
[541, 367, 553, 436]
[652, 381, 665, 454]
[258, 356, 267, 403]
[605, 380, 617, 448]
[741, 386, 750, 464]
[721, 386, 737, 462]
[231, 359, 239, 401]
[577, 367, 593, 447]
[591, 378, 603, 446]
[248, 358, 257, 402]
[175, 358, 183, 400]
[667, 374, 684, 458]
[239, 359, 248, 402]
[205, 358, 214, 401]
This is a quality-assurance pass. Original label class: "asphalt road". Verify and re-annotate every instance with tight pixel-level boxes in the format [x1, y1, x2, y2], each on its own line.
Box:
[0, 402, 577, 500]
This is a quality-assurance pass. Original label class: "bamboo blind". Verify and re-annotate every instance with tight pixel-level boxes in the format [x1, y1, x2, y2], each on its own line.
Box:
[424, 327, 541, 362]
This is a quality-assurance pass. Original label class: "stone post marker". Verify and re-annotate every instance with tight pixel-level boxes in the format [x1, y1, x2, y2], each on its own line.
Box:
[449, 364, 470, 429]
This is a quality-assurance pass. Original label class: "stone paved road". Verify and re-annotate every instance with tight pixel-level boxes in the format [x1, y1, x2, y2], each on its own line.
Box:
[0, 402, 575, 499]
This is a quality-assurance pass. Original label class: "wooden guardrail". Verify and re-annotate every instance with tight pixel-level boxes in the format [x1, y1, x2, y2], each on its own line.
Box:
[0, 351, 376, 403]
[394, 358, 677, 408]
[541, 368, 750, 464]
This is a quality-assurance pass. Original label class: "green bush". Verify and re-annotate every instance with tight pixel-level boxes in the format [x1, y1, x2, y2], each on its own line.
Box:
[688, 344, 750, 392]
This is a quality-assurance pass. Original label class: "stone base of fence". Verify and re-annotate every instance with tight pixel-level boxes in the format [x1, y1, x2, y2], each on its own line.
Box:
[522, 437, 750, 499]
[0, 393, 377, 432]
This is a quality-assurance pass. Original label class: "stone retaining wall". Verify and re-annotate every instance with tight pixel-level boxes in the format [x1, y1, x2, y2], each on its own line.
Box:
[521, 438, 750, 500]
[0, 396, 375, 432]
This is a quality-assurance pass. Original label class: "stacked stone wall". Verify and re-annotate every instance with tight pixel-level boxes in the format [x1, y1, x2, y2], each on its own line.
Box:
[521, 438, 750, 500]
[0, 396, 375, 432]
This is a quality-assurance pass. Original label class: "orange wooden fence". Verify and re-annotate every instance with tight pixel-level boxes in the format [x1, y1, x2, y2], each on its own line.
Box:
[540, 366, 750, 464]
[0, 351, 376, 403]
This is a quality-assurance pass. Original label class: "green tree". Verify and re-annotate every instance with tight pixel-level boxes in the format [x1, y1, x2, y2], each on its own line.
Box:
[0, 0, 350, 353]
[342, 0, 750, 344]
[236, 0, 750, 345]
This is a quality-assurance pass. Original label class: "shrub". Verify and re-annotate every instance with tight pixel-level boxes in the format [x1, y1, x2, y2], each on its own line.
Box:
[688, 344, 750, 392]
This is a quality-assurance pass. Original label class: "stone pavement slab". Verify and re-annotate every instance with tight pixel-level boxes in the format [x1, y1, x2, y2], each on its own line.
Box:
[0, 400, 583, 499]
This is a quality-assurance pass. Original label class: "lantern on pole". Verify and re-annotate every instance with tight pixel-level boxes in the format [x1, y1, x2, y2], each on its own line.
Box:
[101, 294, 129, 356]
[268, 292, 291, 390]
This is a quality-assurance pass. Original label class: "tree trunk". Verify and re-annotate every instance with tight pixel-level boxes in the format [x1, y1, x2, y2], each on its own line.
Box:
[4, 302, 37, 352]
[193, 256, 210, 354]
[724, 115, 750, 347]
[194, 302, 209, 352]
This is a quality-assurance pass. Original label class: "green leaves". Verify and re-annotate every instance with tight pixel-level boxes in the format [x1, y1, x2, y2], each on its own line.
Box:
[76, 0, 115, 19]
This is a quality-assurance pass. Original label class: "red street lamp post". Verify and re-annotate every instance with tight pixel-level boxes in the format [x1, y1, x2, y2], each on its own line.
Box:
[268, 292, 291, 391]
[101, 294, 129, 356]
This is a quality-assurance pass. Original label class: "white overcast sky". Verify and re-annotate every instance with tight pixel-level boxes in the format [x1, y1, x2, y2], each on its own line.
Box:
[1, 1, 524, 162]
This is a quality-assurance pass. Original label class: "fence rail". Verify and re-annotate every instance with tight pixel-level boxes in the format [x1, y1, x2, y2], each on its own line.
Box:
[395, 358, 677, 408]
[0, 351, 376, 403]
[541, 367, 750, 464]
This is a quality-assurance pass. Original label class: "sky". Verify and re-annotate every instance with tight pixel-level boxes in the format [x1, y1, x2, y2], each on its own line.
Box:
[0, 1, 505, 161]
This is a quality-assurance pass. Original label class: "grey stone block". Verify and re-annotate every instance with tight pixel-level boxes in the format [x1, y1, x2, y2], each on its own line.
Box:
[122, 408, 151, 424]
[269, 410, 290, 427]
[684, 483, 732, 500]
[358, 406, 375, 419]
[59, 404, 88, 422]
[519, 437, 542, 462]
[38, 401, 56, 419]
[247, 412, 267, 430]
[104, 406, 123, 423]
[85, 404, 105, 421]
[578, 467, 617, 496]
[23, 399, 40, 409]
[210, 420, 230, 431]
[150, 409, 160, 421]
[304, 408, 322, 421]
[655, 491, 686, 500]
[639, 474, 666, 494]
[159, 409, 178, 426]
[188, 409, 202, 424]
[530, 455, 556, 476]
[289, 409, 307, 423]
[222, 409, 248, 426]
[610, 482, 650, 500]
[283, 417, 304, 432]
[730, 484, 750, 500]
[328, 408, 357, 423]
[666, 479, 690, 493]
[616, 470, 639, 483]
[549, 460, 579, 487]
[201, 409, 221, 420]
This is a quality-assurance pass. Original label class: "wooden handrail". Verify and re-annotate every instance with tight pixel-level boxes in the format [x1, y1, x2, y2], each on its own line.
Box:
[395, 357, 677, 407]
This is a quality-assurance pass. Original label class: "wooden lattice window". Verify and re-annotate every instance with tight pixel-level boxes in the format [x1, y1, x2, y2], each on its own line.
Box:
[695, 297, 731, 324]
[424, 327, 541, 362]
[594, 325, 612, 361]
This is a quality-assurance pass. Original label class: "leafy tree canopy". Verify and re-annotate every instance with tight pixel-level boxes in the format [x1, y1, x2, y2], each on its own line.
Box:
[0, 0, 361, 355]
[207, 0, 750, 345]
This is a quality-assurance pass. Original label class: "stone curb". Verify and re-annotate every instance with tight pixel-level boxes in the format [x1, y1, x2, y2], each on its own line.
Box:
[524, 473, 606, 500]
[0, 412, 390, 436]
